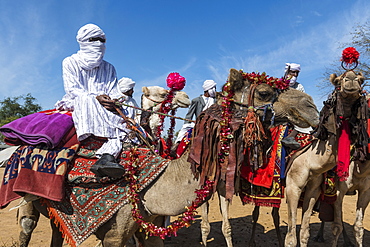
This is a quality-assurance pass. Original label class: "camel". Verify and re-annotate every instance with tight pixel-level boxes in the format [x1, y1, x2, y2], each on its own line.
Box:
[284, 70, 365, 247]
[331, 158, 370, 246]
[140, 86, 190, 137]
[15, 85, 190, 247]
[12, 69, 319, 247]
[200, 69, 320, 247]
[312, 159, 370, 247]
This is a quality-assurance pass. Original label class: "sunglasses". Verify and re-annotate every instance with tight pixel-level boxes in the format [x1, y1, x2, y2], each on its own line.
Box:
[88, 37, 106, 43]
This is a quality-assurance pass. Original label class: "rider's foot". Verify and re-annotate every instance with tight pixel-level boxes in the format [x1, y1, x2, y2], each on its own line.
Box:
[281, 137, 301, 150]
[91, 153, 126, 179]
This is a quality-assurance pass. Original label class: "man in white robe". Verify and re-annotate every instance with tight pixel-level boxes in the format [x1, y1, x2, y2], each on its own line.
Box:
[175, 79, 217, 143]
[281, 63, 312, 149]
[118, 77, 141, 124]
[55, 23, 129, 178]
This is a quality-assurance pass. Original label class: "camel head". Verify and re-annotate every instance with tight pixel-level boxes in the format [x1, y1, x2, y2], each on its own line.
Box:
[225, 68, 319, 128]
[329, 70, 364, 101]
[141, 86, 191, 138]
[141, 86, 190, 110]
[225, 68, 278, 109]
[273, 88, 319, 128]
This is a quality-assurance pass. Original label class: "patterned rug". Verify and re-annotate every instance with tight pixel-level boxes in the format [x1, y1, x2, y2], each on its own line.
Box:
[0, 144, 78, 208]
[46, 142, 170, 247]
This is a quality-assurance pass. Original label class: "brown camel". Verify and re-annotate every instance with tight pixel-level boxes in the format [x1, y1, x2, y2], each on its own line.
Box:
[200, 69, 319, 247]
[284, 70, 365, 247]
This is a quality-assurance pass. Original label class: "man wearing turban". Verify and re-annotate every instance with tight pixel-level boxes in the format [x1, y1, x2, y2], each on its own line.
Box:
[118, 77, 141, 124]
[174, 79, 217, 144]
[281, 63, 312, 149]
[284, 63, 305, 92]
[55, 24, 130, 178]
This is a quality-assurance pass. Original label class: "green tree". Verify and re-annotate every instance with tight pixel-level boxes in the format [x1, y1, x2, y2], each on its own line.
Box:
[0, 93, 42, 143]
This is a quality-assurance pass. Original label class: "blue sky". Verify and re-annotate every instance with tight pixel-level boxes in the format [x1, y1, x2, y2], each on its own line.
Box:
[0, 0, 369, 122]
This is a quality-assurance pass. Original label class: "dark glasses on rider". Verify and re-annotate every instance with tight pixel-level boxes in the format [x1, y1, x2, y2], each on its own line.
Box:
[88, 37, 106, 43]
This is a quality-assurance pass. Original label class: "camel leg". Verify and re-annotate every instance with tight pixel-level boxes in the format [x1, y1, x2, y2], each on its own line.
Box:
[200, 201, 211, 246]
[96, 207, 140, 247]
[342, 222, 354, 247]
[31, 200, 64, 247]
[133, 216, 164, 247]
[284, 176, 305, 247]
[218, 193, 233, 247]
[18, 202, 40, 247]
[353, 189, 370, 247]
[50, 220, 64, 247]
[271, 207, 283, 247]
[299, 177, 322, 247]
[331, 181, 347, 247]
[249, 206, 260, 247]
[312, 221, 326, 243]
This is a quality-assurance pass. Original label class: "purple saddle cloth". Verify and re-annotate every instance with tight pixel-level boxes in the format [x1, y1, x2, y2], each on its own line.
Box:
[0, 111, 73, 149]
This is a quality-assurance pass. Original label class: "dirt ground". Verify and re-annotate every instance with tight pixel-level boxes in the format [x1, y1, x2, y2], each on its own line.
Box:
[0, 167, 369, 247]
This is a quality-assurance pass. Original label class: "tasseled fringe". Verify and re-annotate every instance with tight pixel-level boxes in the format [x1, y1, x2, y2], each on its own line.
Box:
[41, 198, 77, 247]
[242, 197, 281, 208]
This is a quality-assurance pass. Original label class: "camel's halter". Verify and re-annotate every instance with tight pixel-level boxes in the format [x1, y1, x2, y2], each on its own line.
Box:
[243, 83, 270, 170]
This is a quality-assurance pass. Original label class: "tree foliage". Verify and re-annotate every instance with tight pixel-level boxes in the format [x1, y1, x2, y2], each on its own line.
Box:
[0, 93, 42, 143]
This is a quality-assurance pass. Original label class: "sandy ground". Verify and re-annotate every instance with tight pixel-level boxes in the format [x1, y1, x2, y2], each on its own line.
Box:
[0, 167, 369, 247]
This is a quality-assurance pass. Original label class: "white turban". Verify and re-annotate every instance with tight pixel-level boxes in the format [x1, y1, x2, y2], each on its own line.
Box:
[285, 63, 301, 73]
[118, 77, 136, 93]
[202, 80, 217, 91]
[75, 24, 106, 70]
[76, 23, 106, 42]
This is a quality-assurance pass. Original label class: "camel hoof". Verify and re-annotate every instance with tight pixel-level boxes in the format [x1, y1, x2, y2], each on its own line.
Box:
[312, 235, 325, 243]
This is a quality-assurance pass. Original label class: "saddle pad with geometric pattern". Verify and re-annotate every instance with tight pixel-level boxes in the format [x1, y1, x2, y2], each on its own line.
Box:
[45, 147, 169, 247]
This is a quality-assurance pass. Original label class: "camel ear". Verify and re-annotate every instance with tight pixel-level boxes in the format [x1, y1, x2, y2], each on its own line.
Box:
[358, 72, 365, 85]
[227, 68, 245, 91]
[329, 73, 339, 87]
[142, 86, 149, 96]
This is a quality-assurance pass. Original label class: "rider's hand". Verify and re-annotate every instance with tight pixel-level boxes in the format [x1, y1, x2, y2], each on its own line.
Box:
[96, 94, 117, 112]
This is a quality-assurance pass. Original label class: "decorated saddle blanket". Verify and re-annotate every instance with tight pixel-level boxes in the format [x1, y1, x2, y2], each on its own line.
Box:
[45, 144, 170, 247]
[0, 109, 74, 149]
[0, 144, 78, 208]
[239, 125, 287, 208]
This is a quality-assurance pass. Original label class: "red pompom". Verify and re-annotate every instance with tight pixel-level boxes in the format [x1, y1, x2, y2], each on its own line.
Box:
[166, 72, 186, 91]
[341, 47, 360, 65]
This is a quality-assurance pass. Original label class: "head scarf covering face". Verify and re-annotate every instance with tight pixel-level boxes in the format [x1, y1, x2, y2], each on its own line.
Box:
[118, 77, 136, 93]
[75, 24, 106, 70]
[285, 63, 301, 86]
[202, 80, 217, 98]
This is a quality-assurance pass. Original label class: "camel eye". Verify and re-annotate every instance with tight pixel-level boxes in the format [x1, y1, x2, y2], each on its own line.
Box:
[257, 91, 271, 100]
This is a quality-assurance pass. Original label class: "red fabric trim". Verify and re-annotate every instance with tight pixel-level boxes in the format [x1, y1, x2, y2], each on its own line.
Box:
[336, 118, 351, 181]
[0, 178, 21, 208]
[12, 169, 65, 201]
[241, 126, 281, 188]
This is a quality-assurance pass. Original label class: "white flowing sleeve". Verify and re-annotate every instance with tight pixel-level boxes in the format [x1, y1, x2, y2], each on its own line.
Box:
[55, 57, 89, 110]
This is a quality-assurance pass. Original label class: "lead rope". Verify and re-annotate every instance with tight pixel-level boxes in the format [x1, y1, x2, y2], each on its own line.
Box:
[113, 104, 157, 154]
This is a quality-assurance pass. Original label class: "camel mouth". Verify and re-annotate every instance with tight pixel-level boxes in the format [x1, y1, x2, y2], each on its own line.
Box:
[176, 100, 191, 108]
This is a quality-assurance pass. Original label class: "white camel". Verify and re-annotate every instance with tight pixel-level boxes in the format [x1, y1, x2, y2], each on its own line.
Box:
[284, 70, 365, 247]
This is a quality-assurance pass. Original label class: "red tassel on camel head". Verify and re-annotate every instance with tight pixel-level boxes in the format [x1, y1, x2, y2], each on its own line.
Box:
[341, 47, 360, 69]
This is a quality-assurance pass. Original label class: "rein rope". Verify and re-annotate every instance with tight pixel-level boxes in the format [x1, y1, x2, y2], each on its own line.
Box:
[115, 99, 196, 123]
